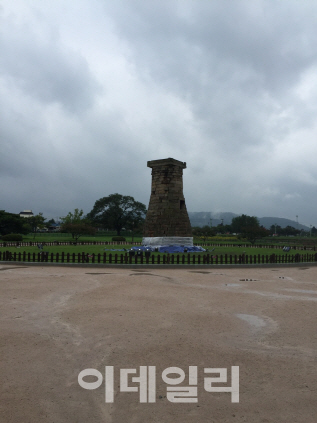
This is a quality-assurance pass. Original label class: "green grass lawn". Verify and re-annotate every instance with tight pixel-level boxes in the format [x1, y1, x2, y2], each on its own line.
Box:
[20, 232, 143, 243]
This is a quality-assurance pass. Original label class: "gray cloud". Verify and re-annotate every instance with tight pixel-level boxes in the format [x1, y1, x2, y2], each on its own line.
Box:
[1, 0, 317, 227]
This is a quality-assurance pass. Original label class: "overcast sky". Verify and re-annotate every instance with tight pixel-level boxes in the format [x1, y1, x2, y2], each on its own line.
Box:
[1, 0, 317, 226]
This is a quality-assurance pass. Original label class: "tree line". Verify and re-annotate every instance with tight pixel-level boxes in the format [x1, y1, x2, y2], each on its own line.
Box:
[1, 196, 315, 242]
[192, 214, 316, 244]
[0, 194, 147, 241]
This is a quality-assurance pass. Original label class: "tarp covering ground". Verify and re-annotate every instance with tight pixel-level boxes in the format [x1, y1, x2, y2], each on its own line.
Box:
[131, 245, 206, 253]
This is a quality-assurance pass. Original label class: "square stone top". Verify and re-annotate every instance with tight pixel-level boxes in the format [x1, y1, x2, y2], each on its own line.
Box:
[147, 158, 186, 169]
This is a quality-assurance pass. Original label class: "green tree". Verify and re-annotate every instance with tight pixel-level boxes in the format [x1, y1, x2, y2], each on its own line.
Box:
[282, 225, 300, 236]
[231, 214, 269, 244]
[87, 193, 147, 236]
[239, 225, 269, 244]
[60, 209, 96, 241]
[231, 214, 259, 233]
[0, 210, 30, 236]
[28, 213, 46, 239]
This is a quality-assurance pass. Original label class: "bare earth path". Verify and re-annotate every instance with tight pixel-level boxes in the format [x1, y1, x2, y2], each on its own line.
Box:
[0, 264, 316, 423]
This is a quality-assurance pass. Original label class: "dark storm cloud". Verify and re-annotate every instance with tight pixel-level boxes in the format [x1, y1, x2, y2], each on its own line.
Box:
[1, 0, 317, 226]
[0, 12, 100, 113]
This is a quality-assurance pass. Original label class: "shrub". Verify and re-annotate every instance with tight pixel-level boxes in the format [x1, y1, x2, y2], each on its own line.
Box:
[112, 236, 126, 242]
[1, 234, 23, 242]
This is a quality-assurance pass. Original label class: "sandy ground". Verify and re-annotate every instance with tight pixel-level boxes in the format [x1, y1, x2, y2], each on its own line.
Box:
[0, 264, 317, 423]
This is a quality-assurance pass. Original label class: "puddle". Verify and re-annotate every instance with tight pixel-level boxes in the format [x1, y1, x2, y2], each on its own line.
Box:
[236, 313, 267, 329]
[0, 267, 29, 271]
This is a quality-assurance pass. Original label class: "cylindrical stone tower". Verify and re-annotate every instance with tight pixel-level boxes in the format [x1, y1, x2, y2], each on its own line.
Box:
[142, 158, 193, 246]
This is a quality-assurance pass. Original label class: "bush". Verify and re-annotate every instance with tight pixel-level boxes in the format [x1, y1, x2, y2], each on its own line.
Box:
[112, 236, 126, 242]
[1, 234, 23, 242]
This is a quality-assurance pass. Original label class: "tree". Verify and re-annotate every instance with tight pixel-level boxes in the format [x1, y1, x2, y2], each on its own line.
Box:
[230, 214, 268, 244]
[60, 209, 96, 241]
[0, 210, 30, 236]
[239, 225, 269, 244]
[28, 213, 46, 239]
[231, 214, 259, 233]
[87, 193, 147, 236]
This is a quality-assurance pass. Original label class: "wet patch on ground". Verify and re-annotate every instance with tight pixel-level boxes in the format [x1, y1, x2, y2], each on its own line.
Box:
[0, 267, 29, 271]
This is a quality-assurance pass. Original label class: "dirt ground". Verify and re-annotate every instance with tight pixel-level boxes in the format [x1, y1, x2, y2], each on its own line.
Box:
[0, 264, 316, 423]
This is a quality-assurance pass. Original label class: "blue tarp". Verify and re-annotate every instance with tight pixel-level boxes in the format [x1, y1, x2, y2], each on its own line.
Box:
[131, 245, 206, 253]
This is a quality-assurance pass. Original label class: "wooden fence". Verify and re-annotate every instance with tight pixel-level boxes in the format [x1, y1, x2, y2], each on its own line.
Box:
[0, 241, 315, 250]
[1, 251, 317, 265]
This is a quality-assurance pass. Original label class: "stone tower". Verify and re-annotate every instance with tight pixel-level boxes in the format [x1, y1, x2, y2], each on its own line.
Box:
[142, 158, 193, 246]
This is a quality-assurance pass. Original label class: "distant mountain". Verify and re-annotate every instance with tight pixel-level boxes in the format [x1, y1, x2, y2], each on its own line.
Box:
[258, 217, 309, 231]
[188, 212, 310, 231]
[188, 212, 238, 227]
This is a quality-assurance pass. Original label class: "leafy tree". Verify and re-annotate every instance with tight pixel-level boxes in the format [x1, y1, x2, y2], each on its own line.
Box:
[239, 225, 269, 244]
[87, 193, 147, 236]
[26, 213, 46, 239]
[60, 209, 96, 241]
[231, 214, 259, 233]
[230, 214, 268, 244]
[269, 224, 282, 235]
[0, 210, 30, 235]
[61, 208, 85, 224]
[215, 223, 231, 234]
[282, 225, 299, 236]
[60, 222, 96, 242]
